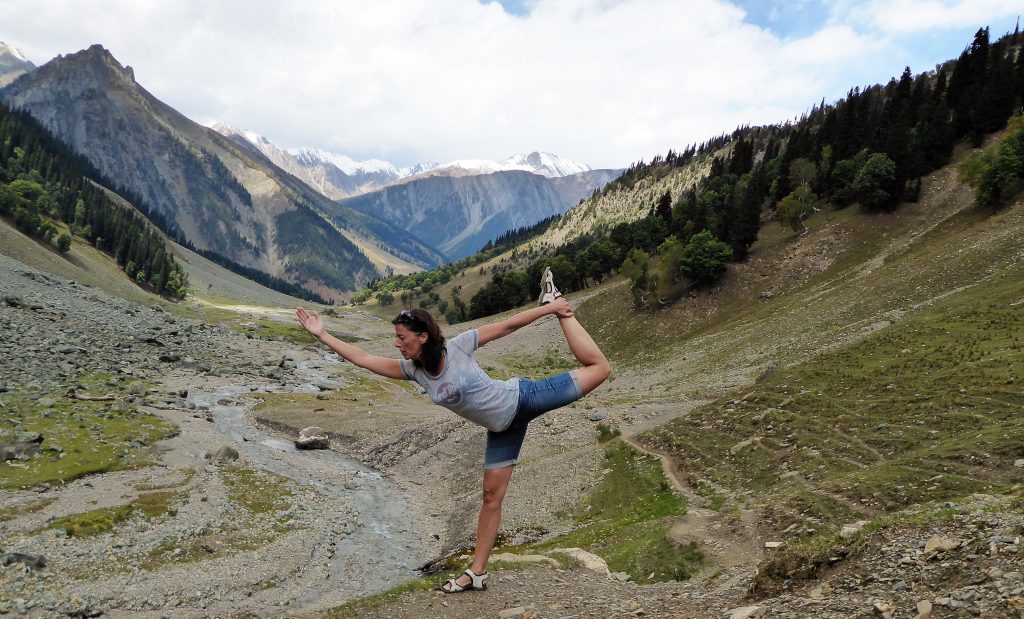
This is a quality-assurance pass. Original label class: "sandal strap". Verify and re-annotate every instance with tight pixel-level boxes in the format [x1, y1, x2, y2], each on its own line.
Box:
[443, 576, 466, 592]
[464, 569, 488, 588]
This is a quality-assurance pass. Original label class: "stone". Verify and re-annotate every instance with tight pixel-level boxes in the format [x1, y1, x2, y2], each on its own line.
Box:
[0, 441, 41, 461]
[730, 437, 761, 455]
[913, 600, 933, 619]
[588, 411, 605, 422]
[728, 606, 764, 619]
[498, 607, 532, 619]
[296, 427, 330, 450]
[924, 536, 959, 554]
[211, 446, 240, 463]
[1014, 459, 1024, 468]
[552, 547, 611, 577]
[0, 552, 46, 571]
[764, 541, 784, 549]
[840, 520, 869, 538]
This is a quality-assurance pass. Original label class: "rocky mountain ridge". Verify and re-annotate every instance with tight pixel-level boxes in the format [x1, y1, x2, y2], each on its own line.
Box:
[338, 167, 622, 261]
[0, 41, 34, 88]
[0, 44, 442, 300]
[211, 121, 603, 199]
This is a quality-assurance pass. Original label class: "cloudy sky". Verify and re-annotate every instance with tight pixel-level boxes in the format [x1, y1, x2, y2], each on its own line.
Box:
[1, 1, 1020, 169]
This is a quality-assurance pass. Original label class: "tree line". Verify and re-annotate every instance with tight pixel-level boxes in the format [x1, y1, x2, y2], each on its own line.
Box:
[467, 26, 1023, 314]
[0, 102, 188, 298]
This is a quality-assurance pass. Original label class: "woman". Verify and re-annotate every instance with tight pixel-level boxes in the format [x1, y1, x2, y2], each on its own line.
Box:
[295, 269, 611, 593]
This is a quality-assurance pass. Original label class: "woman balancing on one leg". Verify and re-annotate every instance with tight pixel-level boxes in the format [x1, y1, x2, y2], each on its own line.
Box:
[295, 268, 611, 593]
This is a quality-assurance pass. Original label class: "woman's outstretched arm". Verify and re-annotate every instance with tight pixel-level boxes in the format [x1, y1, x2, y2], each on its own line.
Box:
[476, 297, 574, 347]
[296, 307, 406, 379]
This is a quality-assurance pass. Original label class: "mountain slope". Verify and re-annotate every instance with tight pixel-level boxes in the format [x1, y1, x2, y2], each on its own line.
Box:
[0, 42, 34, 87]
[0, 45, 439, 299]
[337, 168, 622, 261]
[212, 122, 601, 200]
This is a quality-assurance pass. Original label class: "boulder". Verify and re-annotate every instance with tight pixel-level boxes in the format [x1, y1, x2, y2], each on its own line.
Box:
[296, 427, 330, 450]
[211, 445, 240, 464]
[551, 547, 610, 577]
[0, 552, 46, 571]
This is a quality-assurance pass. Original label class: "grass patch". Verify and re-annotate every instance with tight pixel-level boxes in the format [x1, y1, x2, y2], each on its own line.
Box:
[640, 265, 1024, 534]
[522, 439, 704, 583]
[134, 468, 195, 491]
[143, 465, 298, 568]
[596, 422, 621, 443]
[318, 577, 436, 618]
[0, 497, 55, 522]
[234, 319, 314, 345]
[222, 464, 294, 516]
[0, 376, 179, 491]
[47, 491, 180, 537]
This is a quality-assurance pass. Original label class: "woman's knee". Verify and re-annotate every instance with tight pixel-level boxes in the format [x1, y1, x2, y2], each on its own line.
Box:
[481, 484, 507, 510]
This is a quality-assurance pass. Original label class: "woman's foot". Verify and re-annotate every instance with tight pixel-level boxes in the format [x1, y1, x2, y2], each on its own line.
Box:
[538, 267, 562, 306]
[440, 568, 488, 593]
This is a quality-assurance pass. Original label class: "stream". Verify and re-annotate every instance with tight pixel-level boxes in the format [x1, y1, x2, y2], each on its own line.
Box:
[185, 354, 426, 607]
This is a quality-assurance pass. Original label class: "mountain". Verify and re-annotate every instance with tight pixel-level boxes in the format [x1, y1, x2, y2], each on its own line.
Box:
[210, 123, 598, 199]
[417, 152, 592, 179]
[336, 168, 622, 261]
[209, 122, 411, 201]
[209, 125, 618, 259]
[0, 45, 442, 299]
[0, 42, 35, 88]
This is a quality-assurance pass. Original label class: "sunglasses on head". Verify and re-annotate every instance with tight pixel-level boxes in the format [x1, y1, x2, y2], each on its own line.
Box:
[394, 310, 424, 330]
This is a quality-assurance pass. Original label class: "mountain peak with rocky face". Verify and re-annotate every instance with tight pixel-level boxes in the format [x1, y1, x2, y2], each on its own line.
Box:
[0, 41, 36, 87]
[0, 45, 444, 299]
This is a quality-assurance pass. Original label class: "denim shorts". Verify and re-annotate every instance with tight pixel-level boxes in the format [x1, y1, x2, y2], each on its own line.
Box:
[484, 371, 582, 470]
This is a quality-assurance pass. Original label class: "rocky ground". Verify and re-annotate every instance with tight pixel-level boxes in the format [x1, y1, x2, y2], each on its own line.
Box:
[1, 239, 1022, 619]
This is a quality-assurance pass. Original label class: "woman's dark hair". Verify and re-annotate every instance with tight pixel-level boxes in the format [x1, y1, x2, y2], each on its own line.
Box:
[392, 308, 445, 374]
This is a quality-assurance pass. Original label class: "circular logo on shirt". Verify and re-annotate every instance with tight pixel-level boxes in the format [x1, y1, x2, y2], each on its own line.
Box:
[436, 381, 462, 406]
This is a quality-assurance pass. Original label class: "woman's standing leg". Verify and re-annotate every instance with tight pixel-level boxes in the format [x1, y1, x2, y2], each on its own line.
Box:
[558, 313, 611, 395]
[442, 465, 515, 591]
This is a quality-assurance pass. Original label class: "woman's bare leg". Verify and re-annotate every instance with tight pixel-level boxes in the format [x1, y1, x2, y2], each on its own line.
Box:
[559, 314, 611, 395]
[442, 465, 515, 590]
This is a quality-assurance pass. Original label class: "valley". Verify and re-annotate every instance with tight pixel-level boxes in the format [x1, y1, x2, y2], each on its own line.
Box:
[1, 131, 1021, 617]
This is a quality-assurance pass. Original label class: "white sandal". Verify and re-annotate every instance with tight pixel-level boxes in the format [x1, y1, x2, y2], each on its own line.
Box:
[440, 568, 488, 593]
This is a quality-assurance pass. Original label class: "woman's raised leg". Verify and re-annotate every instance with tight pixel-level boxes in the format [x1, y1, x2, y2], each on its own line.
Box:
[559, 313, 611, 395]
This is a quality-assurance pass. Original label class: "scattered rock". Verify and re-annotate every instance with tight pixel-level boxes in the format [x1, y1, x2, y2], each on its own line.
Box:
[588, 411, 605, 422]
[498, 606, 532, 619]
[211, 446, 240, 463]
[914, 599, 933, 619]
[840, 520, 869, 538]
[0, 552, 46, 571]
[296, 427, 330, 450]
[552, 547, 611, 577]
[728, 606, 765, 619]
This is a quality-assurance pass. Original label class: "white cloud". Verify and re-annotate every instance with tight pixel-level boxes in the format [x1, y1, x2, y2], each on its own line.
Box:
[843, 0, 1020, 34]
[0, 0, 1020, 168]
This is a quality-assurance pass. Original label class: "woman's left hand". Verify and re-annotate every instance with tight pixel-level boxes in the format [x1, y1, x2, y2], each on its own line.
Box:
[549, 297, 574, 318]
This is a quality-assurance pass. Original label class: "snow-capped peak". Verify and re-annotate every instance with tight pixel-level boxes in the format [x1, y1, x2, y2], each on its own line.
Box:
[0, 42, 28, 62]
[500, 151, 592, 178]
[287, 147, 398, 176]
[415, 152, 592, 179]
